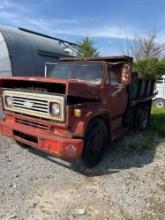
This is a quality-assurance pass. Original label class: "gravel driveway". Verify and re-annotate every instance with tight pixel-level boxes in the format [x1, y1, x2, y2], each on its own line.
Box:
[0, 132, 164, 220]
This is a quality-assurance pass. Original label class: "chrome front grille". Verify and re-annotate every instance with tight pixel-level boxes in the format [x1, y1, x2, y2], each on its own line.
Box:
[12, 96, 49, 113]
[3, 90, 65, 121]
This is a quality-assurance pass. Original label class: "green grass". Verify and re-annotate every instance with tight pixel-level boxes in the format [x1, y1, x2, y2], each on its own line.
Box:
[133, 132, 158, 154]
[159, 184, 165, 192]
[149, 106, 165, 137]
[116, 130, 159, 155]
[120, 208, 133, 220]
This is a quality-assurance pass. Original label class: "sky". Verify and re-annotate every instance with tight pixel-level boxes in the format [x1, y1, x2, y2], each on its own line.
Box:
[0, 0, 165, 55]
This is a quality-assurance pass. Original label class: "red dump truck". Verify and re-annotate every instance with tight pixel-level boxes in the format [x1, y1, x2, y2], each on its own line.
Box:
[0, 56, 155, 167]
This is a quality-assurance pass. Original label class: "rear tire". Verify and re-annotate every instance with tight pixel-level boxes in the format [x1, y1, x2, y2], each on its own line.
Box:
[82, 118, 108, 168]
[154, 99, 165, 109]
[134, 107, 149, 130]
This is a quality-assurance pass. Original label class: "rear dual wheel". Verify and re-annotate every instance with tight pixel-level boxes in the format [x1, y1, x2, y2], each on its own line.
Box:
[134, 107, 150, 130]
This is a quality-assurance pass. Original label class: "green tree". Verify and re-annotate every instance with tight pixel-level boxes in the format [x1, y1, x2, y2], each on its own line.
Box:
[77, 37, 99, 57]
[133, 58, 165, 79]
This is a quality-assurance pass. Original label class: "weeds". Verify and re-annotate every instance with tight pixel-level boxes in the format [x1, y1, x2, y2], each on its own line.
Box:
[159, 184, 165, 192]
[149, 106, 165, 137]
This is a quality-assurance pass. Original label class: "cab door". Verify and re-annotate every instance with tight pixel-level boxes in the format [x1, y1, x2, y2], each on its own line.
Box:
[106, 65, 128, 119]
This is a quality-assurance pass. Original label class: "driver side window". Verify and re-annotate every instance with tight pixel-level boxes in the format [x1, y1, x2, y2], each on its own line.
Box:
[106, 69, 120, 85]
[110, 71, 120, 85]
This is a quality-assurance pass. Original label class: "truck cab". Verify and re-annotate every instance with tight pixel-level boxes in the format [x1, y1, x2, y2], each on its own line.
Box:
[0, 56, 155, 167]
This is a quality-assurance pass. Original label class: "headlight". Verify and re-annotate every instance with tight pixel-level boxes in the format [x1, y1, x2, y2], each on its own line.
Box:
[50, 103, 60, 116]
[5, 96, 13, 107]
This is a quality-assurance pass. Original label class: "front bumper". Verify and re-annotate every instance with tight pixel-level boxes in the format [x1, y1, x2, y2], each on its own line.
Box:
[0, 119, 84, 160]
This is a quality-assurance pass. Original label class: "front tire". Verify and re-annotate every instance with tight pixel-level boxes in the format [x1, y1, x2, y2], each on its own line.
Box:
[82, 118, 108, 168]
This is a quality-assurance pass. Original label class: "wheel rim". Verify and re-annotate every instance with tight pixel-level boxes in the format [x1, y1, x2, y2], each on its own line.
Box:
[88, 127, 104, 154]
[156, 101, 164, 108]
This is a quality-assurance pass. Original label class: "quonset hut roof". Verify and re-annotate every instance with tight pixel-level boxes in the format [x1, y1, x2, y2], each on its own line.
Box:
[0, 25, 69, 77]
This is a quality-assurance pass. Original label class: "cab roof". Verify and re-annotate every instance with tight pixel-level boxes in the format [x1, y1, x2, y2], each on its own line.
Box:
[60, 55, 133, 63]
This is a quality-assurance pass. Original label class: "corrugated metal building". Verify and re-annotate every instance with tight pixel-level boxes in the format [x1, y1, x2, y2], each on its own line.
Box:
[0, 25, 70, 77]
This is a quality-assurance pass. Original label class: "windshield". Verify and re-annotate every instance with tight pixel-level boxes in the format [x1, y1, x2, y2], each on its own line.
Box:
[47, 62, 103, 84]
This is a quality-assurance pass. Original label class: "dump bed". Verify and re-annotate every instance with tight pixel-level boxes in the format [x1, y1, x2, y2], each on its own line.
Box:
[127, 72, 155, 105]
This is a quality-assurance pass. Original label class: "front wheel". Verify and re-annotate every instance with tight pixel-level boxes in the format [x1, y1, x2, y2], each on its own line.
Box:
[82, 118, 108, 168]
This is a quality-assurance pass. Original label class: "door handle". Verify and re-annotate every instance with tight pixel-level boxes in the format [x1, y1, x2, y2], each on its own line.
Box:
[111, 88, 122, 97]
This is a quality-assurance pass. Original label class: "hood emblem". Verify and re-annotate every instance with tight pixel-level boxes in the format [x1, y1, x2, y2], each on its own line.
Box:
[23, 101, 34, 108]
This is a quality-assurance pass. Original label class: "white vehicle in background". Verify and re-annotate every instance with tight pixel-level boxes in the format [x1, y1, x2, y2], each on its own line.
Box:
[153, 75, 165, 108]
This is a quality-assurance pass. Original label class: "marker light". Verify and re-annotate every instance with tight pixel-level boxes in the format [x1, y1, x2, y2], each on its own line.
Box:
[74, 109, 82, 118]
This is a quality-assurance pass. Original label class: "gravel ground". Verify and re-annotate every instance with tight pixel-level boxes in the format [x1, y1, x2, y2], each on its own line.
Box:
[0, 132, 165, 220]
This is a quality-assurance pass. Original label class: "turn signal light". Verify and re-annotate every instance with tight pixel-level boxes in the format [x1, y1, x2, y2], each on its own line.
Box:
[74, 109, 82, 118]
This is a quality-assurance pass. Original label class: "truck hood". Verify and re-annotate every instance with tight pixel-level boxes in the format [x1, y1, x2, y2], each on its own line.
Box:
[0, 77, 100, 100]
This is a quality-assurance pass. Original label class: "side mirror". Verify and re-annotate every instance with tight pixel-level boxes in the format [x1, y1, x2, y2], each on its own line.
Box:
[121, 64, 132, 85]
